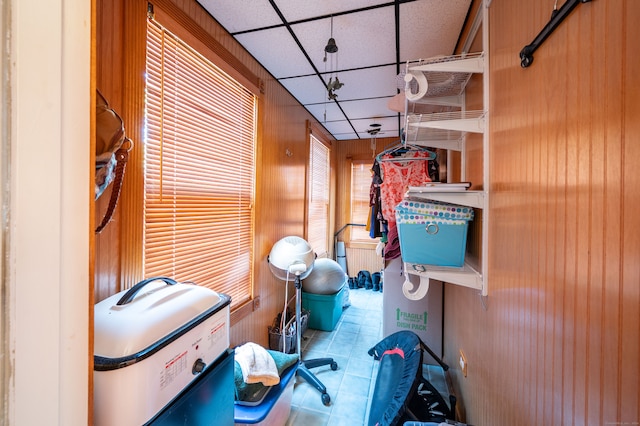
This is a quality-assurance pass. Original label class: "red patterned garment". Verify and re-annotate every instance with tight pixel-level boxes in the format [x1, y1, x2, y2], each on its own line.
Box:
[379, 150, 432, 224]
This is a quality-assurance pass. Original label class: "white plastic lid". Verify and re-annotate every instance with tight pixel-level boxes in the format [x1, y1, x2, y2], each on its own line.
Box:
[94, 279, 222, 359]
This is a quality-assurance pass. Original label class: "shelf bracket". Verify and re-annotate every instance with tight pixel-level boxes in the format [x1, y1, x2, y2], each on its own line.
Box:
[519, 0, 592, 68]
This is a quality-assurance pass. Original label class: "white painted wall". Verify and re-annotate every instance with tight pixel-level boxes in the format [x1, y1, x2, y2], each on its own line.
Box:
[4, 0, 91, 424]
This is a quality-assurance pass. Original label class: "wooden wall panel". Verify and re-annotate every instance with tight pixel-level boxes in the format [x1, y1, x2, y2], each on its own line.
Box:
[94, 0, 125, 302]
[621, 1, 640, 422]
[95, 0, 147, 298]
[443, 1, 640, 425]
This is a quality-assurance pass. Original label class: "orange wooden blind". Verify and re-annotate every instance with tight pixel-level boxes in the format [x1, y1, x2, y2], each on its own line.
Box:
[350, 160, 373, 241]
[145, 19, 257, 308]
[307, 134, 330, 257]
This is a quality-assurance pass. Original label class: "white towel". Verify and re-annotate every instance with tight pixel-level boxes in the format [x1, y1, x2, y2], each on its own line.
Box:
[235, 342, 280, 386]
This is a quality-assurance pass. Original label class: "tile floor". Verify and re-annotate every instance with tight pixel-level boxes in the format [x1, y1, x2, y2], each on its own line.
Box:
[286, 286, 383, 426]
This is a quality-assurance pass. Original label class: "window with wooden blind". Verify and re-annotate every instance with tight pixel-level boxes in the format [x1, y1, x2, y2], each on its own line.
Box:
[307, 134, 330, 257]
[145, 18, 257, 309]
[350, 160, 374, 242]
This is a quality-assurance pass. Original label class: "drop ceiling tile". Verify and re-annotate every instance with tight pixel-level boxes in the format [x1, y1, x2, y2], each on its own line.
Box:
[196, 0, 281, 34]
[304, 102, 347, 124]
[352, 116, 401, 138]
[290, 7, 396, 73]
[329, 65, 398, 102]
[322, 120, 358, 139]
[339, 97, 399, 121]
[235, 28, 316, 79]
[334, 134, 359, 141]
[400, 0, 472, 61]
[333, 133, 360, 141]
[278, 75, 331, 105]
[275, 0, 391, 22]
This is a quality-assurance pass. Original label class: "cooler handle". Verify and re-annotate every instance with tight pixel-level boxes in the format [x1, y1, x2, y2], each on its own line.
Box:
[116, 276, 178, 306]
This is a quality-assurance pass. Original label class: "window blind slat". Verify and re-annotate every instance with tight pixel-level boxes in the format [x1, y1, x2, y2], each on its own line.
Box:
[145, 19, 256, 309]
[307, 135, 330, 256]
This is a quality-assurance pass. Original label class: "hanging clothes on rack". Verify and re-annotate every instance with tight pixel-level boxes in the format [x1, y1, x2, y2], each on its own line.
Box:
[377, 143, 436, 261]
[378, 147, 434, 226]
[376, 143, 439, 181]
[384, 222, 401, 260]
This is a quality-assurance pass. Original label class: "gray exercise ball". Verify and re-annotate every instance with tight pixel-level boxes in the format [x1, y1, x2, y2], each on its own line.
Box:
[302, 258, 347, 295]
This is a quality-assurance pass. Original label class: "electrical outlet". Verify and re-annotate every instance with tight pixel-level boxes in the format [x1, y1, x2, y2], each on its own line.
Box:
[459, 350, 468, 377]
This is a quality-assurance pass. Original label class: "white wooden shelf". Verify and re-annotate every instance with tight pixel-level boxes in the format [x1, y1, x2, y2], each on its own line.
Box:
[402, 188, 486, 295]
[404, 128, 465, 151]
[407, 110, 485, 134]
[406, 52, 485, 74]
[398, 4, 490, 297]
[403, 53, 485, 103]
[404, 53, 486, 151]
[405, 188, 485, 209]
[404, 261, 483, 292]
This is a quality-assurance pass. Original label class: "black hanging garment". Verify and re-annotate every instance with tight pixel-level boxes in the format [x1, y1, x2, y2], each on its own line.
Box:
[369, 159, 384, 238]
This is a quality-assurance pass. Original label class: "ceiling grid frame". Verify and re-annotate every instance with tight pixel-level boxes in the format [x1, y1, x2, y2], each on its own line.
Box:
[198, 0, 473, 140]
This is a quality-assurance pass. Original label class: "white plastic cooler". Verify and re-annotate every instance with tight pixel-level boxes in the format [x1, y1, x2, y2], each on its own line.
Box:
[93, 277, 231, 426]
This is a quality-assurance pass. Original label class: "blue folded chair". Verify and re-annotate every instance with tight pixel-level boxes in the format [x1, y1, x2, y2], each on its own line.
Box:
[367, 331, 455, 426]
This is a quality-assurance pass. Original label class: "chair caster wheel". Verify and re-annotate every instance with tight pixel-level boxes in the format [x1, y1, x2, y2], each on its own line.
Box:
[330, 361, 338, 370]
[321, 392, 331, 406]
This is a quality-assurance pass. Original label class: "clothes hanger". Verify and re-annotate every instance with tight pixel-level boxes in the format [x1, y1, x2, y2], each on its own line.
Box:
[376, 140, 436, 163]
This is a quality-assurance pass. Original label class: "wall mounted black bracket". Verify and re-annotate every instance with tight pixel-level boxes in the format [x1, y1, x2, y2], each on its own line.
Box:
[520, 0, 592, 68]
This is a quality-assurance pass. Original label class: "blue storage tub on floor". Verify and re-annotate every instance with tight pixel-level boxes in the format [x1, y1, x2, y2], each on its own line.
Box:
[395, 199, 474, 267]
[302, 286, 345, 331]
[234, 363, 297, 426]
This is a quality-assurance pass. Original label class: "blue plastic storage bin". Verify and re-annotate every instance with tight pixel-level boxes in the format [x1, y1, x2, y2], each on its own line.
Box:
[234, 363, 297, 425]
[395, 200, 474, 267]
[301, 286, 345, 331]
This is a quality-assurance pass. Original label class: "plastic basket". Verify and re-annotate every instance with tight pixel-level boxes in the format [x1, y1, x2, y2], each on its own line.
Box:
[267, 308, 309, 354]
[396, 200, 474, 267]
